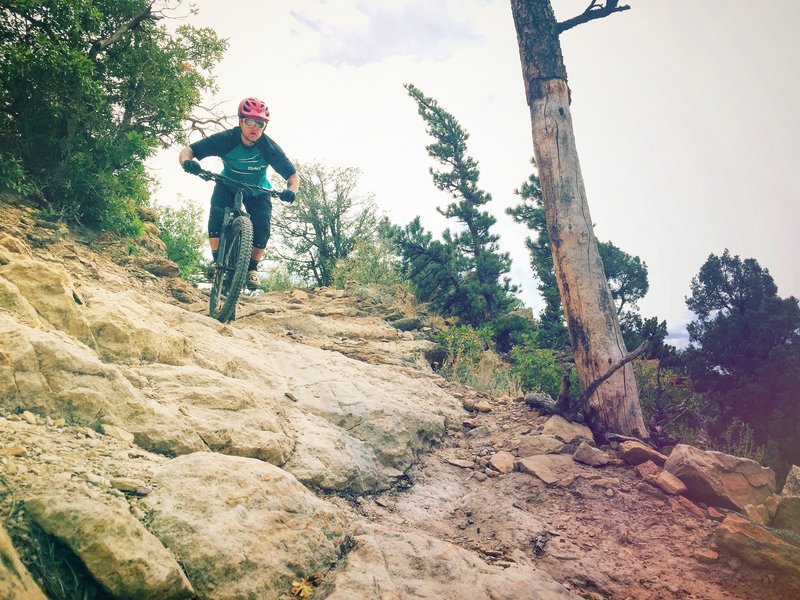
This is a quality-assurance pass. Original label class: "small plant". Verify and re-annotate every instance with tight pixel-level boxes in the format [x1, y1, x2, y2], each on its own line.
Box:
[155, 198, 208, 282]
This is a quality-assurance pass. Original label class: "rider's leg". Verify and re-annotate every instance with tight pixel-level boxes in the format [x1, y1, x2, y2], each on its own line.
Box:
[243, 194, 272, 271]
[208, 184, 234, 263]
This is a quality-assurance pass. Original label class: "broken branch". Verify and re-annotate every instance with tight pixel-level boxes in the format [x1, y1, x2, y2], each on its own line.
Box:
[89, 2, 160, 60]
[577, 340, 648, 407]
[557, 0, 631, 33]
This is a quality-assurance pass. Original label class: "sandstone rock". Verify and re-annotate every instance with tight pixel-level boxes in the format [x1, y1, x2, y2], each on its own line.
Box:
[326, 525, 579, 600]
[138, 258, 180, 278]
[714, 513, 800, 586]
[447, 458, 476, 469]
[693, 549, 719, 563]
[1, 259, 95, 345]
[744, 503, 770, 525]
[774, 496, 800, 533]
[0, 522, 47, 600]
[619, 440, 668, 466]
[26, 490, 194, 599]
[489, 451, 515, 474]
[541, 415, 593, 444]
[141, 453, 351, 600]
[655, 470, 688, 496]
[518, 455, 574, 485]
[100, 423, 135, 443]
[782, 465, 800, 495]
[572, 441, 610, 467]
[663, 444, 776, 511]
[634, 460, 660, 484]
[518, 434, 564, 457]
[773, 465, 800, 533]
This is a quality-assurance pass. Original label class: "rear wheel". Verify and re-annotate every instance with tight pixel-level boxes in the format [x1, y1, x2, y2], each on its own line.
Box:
[209, 216, 253, 322]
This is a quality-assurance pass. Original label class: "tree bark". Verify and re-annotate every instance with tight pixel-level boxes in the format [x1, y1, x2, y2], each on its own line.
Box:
[510, 0, 648, 438]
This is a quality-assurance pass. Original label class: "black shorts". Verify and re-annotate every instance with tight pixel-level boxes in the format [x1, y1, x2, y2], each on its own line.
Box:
[207, 183, 273, 248]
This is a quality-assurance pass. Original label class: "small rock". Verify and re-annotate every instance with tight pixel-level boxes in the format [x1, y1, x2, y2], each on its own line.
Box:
[743, 503, 770, 525]
[447, 458, 475, 469]
[111, 478, 147, 493]
[707, 507, 726, 521]
[693, 549, 719, 563]
[590, 478, 620, 490]
[100, 424, 135, 444]
[634, 460, 660, 484]
[22, 411, 38, 425]
[572, 441, 610, 467]
[655, 470, 688, 496]
[473, 472, 488, 482]
[489, 451, 515, 474]
[473, 400, 492, 413]
[619, 440, 668, 466]
[3, 445, 27, 457]
[466, 426, 490, 439]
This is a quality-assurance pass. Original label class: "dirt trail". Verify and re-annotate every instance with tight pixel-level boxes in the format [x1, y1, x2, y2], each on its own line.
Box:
[333, 394, 786, 600]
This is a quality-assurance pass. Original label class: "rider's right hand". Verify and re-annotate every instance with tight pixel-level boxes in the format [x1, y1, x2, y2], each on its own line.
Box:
[182, 159, 202, 174]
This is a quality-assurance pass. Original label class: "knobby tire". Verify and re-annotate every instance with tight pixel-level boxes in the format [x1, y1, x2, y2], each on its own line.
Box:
[209, 216, 253, 323]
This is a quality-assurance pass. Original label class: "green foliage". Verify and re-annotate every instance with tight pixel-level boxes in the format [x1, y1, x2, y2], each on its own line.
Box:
[269, 163, 381, 288]
[633, 359, 708, 440]
[0, 1, 227, 233]
[259, 264, 300, 292]
[488, 313, 538, 354]
[331, 218, 407, 289]
[511, 342, 578, 399]
[0, 153, 38, 197]
[392, 84, 518, 327]
[435, 324, 520, 397]
[155, 198, 208, 282]
[684, 249, 800, 467]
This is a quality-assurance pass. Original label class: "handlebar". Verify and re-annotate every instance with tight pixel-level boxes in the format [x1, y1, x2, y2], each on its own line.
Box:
[190, 167, 281, 198]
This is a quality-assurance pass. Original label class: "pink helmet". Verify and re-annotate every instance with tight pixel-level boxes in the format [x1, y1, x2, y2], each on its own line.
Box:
[238, 97, 270, 122]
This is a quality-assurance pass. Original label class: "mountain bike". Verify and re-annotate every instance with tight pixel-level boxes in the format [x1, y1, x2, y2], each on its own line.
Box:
[190, 168, 280, 323]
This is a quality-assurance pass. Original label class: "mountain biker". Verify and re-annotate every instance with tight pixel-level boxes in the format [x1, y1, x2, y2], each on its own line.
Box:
[178, 97, 299, 289]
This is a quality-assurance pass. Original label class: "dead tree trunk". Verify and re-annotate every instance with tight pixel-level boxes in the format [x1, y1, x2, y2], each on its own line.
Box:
[510, 0, 648, 438]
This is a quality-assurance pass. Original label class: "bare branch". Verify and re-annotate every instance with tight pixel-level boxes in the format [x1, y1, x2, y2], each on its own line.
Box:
[184, 103, 234, 138]
[577, 340, 648, 407]
[89, 2, 161, 60]
[557, 0, 631, 33]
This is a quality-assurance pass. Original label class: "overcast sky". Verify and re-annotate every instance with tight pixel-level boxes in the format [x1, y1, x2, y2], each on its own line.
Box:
[149, 0, 800, 346]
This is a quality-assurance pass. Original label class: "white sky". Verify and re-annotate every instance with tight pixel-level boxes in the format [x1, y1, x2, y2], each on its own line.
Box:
[148, 0, 800, 347]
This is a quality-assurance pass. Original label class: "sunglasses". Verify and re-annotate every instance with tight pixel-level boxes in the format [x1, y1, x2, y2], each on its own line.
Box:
[242, 118, 266, 129]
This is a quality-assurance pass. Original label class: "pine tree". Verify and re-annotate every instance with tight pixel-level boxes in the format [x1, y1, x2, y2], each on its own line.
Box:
[391, 84, 518, 327]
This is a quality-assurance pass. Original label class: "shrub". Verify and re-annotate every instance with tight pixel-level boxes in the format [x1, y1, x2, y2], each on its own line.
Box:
[511, 343, 576, 399]
[155, 199, 208, 282]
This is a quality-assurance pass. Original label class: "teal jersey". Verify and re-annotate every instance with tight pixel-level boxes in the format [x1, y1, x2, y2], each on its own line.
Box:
[220, 143, 271, 188]
[189, 127, 296, 193]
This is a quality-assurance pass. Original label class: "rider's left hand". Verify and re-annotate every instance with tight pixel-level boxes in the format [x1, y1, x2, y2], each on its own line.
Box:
[279, 189, 296, 203]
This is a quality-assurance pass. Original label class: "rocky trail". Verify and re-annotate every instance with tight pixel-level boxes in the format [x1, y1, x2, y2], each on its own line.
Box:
[1, 200, 799, 600]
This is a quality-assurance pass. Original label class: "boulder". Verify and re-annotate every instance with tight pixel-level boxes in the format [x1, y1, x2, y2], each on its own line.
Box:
[773, 465, 800, 533]
[619, 440, 668, 466]
[518, 434, 565, 457]
[0, 522, 47, 600]
[714, 514, 800, 587]
[140, 453, 351, 600]
[325, 525, 579, 600]
[663, 444, 776, 511]
[26, 490, 194, 599]
[518, 455, 574, 485]
[572, 441, 610, 467]
[0, 258, 95, 345]
[541, 415, 593, 444]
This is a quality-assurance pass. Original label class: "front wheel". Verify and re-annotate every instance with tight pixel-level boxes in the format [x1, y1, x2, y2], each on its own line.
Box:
[209, 216, 253, 323]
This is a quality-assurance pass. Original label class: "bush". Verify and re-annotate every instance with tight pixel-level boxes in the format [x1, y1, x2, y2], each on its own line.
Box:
[155, 199, 208, 282]
[435, 324, 520, 397]
[511, 343, 577, 399]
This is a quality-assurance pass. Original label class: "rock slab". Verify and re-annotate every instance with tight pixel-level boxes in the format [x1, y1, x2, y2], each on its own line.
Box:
[663, 444, 776, 511]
